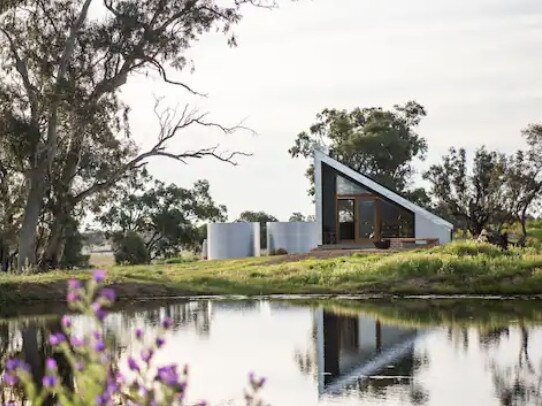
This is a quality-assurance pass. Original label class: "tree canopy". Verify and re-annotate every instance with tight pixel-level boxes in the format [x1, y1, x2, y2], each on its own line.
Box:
[424, 128, 542, 241]
[99, 176, 226, 264]
[290, 101, 428, 195]
[0, 0, 269, 271]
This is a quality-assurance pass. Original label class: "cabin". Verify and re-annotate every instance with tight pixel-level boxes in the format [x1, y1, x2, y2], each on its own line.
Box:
[314, 149, 453, 249]
[205, 150, 453, 259]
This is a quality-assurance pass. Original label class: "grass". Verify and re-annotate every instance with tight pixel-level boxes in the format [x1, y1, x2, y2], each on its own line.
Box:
[1, 240, 542, 304]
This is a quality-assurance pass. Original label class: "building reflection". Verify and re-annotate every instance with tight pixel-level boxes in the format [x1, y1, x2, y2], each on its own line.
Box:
[314, 308, 426, 402]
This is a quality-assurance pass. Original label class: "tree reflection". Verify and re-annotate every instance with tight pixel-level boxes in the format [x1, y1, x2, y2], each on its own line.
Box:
[1, 320, 73, 406]
[487, 324, 542, 406]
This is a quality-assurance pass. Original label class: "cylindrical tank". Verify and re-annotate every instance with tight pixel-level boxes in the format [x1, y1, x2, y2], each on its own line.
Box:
[207, 222, 260, 260]
[267, 222, 319, 254]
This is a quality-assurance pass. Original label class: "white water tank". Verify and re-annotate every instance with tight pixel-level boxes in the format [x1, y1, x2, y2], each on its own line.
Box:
[207, 222, 260, 260]
[267, 222, 319, 254]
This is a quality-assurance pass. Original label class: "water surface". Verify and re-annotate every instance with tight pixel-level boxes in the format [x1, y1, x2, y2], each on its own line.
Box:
[1, 298, 542, 405]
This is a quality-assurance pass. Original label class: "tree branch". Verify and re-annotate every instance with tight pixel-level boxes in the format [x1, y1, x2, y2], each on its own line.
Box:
[55, 0, 93, 87]
[0, 28, 39, 120]
[73, 102, 252, 203]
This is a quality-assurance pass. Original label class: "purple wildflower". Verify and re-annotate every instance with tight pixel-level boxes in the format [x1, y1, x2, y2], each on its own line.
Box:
[5, 359, 20, 372]
[161, 317, 173, 330]
[140, 348, 154, 364]
[61, 315, 72, 329]
[91, 302, 107, 321]
[249, 372, 266, 389]
[75, 362, 84, 371]
[48, 332, 66, 346]
[155, 364, 179, 386]
[45, 358, 57, 371]
[92, 269, 107, 283]
[67, 279, 82, 290]
[70, 336, 84, 347]
[94, 339, 106, 353]
[155, 337, 165, 348]
[66, 291, 80, 303]
[2, 373, 17, 386]
[95, 394, 108, 405]
[99, 288, 116, 302]
[127, 357, 140, 372]
[42, 375, 56, 388]
[135, 328, 143, 340]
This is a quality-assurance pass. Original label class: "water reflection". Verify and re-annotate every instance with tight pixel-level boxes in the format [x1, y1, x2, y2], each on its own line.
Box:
[1, 299, 542, 405]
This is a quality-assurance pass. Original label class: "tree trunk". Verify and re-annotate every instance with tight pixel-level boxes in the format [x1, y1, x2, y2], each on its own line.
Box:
[41, 129, 84, 271]
[17, 168, 47, 271]
[41, 210, 69, 270]
[17, 0, 93, 272]
[518, 213, 528, 247]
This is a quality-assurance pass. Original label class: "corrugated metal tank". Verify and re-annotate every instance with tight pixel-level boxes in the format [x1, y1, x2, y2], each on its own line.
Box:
[267, 222, 319, 254]
[207, 222, 260, 260]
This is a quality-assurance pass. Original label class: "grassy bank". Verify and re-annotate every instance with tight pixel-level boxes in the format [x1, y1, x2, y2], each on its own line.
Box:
[1, 241, 542, 303]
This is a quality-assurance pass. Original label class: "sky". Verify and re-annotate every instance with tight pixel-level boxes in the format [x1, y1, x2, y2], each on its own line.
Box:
[119, 0, 542, 222]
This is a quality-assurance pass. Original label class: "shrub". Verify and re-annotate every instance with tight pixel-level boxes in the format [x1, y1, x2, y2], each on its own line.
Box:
[111, 232, 150, 265]
[430, 240, 507, 258]
[525, 236, 542, 253]
[60, 217, 90, 269]
[0, 271, 267, 405]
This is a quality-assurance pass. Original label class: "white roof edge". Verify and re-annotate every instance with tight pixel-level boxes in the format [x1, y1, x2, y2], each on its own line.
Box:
[314, 150, 454, 230]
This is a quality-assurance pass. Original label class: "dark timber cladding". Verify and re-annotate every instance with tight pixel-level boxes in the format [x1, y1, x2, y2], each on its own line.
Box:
[321, 162, 415, 244]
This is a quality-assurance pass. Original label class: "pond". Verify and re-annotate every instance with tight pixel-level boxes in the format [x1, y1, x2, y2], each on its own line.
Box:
[1, 298, 542, 405]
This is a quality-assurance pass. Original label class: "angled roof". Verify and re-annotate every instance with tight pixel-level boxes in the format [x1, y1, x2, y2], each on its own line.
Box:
[314, 149, 454, 229]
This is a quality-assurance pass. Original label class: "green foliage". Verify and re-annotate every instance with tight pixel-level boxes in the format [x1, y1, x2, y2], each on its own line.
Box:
[425, 127, 542, 239]
[101, 176, 226, 261]
[289, 212, 307, 222]
[60, 218, 90, 269]
[111, 232, 150, 265]
[159, 256, 199, 265]
[290, 101, 428, 194]
[0, 0, 268, 270]
[527, 219, 542, 240]
[424, 147, 508, 236]
[429, 240, 509, 258]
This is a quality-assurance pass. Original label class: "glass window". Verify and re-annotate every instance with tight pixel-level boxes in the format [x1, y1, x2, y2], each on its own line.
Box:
[380, 200, 414, 238]
[358, 200, 376, 239]
[337, 199, 355, 240]
[336, 175, 369, 195]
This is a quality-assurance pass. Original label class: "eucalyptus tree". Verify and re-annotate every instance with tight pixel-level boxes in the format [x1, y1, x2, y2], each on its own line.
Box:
[502, 125, 542, 243]
[99, 177, 227, 262]
[0, 0, 271, 270]
[424, 147, 508, 236]
[289, 101, 428, 195]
